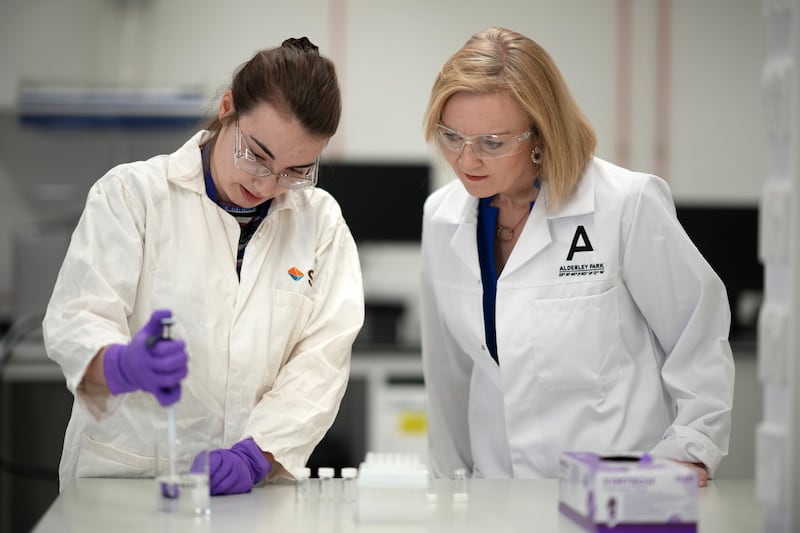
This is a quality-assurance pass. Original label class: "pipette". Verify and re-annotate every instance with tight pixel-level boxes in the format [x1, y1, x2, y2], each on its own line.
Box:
[155, 316, 179, 499]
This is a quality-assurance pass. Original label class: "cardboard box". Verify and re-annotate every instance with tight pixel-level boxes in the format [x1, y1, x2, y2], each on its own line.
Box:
[559, 452, 698, 532]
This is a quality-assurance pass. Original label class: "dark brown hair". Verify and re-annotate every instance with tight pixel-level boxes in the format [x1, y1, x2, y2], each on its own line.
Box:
[205, 37, 341, 138]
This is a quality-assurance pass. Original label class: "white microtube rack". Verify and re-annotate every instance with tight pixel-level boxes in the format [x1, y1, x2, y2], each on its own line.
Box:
[356, 452, 429, 523]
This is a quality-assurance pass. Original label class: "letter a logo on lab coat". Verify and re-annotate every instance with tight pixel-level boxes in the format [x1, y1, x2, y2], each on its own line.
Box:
[566, 225, 594, 261]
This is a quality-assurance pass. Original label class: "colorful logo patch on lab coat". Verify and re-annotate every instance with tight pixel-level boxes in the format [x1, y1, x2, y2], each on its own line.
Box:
[287, 266, 304, 281]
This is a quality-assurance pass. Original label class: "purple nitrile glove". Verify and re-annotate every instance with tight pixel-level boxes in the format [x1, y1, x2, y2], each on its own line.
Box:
[204, 438, 272, 496]
[103, 309, 188, 407]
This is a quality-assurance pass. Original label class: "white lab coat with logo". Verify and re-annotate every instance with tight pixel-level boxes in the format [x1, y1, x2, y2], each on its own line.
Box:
[421, 156, 734, 479]
[44, 131, 364, 489]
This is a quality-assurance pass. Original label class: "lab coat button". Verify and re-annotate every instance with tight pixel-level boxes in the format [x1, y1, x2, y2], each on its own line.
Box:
[480, 345, 486, 351]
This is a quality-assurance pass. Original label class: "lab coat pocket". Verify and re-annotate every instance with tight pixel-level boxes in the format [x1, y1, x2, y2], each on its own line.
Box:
[268, 289, 312, 368]
[75, 434, 153, 478]
[529, 287, 620, 390]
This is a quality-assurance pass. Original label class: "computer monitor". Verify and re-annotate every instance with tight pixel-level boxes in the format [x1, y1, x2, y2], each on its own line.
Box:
[317, 162, 431, 243]
[674, 204, 762, 339]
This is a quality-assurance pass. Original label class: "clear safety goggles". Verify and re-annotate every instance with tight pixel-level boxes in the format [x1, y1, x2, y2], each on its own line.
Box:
[234, 120, 319, 190]
[435, 123, 532, 159]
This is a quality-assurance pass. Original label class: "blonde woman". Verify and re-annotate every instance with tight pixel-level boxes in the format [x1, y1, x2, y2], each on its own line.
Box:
[420, 27, 733, 486]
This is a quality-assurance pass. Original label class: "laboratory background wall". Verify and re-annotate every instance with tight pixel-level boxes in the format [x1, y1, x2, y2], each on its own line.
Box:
[0, 0, 765, 530]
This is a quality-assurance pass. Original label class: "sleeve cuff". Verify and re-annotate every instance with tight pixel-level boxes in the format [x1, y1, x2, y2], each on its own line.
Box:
[649, 426, 724, 476]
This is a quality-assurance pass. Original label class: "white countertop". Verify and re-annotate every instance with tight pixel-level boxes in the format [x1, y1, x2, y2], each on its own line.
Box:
[31, 477, 761, 533]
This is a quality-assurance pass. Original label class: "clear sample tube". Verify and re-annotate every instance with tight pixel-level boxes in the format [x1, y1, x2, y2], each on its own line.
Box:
[317, 467, 335, 502]
[295, 467, 311, 502]
[453, 467, 469, 502]
[341, 467, 358, 502]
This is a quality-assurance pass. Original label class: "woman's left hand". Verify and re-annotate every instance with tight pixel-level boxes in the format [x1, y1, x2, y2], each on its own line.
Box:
[675, 461, 709, 487]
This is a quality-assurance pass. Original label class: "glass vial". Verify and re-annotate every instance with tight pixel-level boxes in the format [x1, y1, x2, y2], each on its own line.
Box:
[453, 468, 469, 502]
[340, 467, 358, 502]
[295, 467, 311, 502]
[317, 467, 335, 502]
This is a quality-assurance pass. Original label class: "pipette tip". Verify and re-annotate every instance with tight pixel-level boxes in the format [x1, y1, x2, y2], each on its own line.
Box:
[160, 480, 180, 499]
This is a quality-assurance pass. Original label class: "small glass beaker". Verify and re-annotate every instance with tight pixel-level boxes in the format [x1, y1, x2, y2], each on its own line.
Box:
[154, 435, 210, 516]
[453, 467, 469, 503]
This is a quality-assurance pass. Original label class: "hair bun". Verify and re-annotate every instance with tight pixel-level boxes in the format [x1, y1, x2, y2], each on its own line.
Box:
[281, 37, 319, 54]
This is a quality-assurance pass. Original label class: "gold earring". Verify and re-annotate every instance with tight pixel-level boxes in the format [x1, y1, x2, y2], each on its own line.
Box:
[531, 147, 542, 165]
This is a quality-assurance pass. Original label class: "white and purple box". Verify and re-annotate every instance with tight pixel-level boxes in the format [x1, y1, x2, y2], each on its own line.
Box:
[558, 452, 698, 533]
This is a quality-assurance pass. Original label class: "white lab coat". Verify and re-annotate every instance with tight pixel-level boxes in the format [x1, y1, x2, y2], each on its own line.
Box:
[43, 131, 364, 489]
[421, 156, 734, 479]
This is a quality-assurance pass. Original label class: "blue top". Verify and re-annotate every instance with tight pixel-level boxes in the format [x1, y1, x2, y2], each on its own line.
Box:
[476, 185, 538, 363]
[201, 143, 271, 275]
[477, 197, 500, 362]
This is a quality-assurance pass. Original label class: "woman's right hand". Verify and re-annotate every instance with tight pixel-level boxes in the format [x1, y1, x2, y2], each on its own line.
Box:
[102, 309, 188, 406]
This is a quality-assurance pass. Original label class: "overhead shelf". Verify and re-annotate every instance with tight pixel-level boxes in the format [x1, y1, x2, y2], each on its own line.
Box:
[17, 84, 209, 128]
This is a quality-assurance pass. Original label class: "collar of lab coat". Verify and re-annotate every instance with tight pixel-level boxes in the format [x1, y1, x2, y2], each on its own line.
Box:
[164, 130, 209, 195]
[545, 158, 596, 219]
[165, 130, 313, 215]
[432, 159, 597, 225]
[431, 159, 598, 279]
[503, 165, 595, 276]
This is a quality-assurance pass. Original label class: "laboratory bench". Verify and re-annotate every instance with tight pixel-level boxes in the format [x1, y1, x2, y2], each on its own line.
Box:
[2, 340, 761, 532]
[30, 477, 760, 533]
[0, 341, 427, 532]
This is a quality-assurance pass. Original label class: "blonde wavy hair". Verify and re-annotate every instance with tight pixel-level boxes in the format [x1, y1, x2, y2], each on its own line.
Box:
[424, 27, 597, 207]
